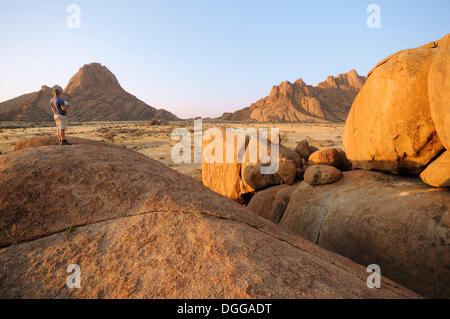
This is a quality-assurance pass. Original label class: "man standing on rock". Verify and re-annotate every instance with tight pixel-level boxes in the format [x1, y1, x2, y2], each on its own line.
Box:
[50, 86, 71, 145]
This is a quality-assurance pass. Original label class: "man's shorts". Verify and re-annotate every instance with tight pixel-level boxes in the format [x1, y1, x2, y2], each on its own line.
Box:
[54, 114, 69, 130]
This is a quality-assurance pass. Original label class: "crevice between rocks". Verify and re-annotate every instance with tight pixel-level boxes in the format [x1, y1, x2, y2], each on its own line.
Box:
[314, 208, 333, 245]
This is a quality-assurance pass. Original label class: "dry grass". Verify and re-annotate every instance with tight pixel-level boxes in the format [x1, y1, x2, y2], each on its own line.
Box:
[0, 120, 344, 180]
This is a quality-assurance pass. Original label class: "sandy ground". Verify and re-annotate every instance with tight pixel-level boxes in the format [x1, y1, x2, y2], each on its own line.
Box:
[0, 120, 344, 182]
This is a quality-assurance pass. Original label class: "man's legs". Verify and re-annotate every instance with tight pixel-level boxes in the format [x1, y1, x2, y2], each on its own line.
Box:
[60, 125, 71, 145]
[55, 115, 62, 143]
[55, 115, 71, 145]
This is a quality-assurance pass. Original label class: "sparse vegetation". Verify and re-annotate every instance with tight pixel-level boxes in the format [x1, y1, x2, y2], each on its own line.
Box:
[0, 121, 344, 179]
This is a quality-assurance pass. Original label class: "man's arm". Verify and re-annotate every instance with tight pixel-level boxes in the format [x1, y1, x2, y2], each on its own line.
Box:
[61, 100, 70, 111]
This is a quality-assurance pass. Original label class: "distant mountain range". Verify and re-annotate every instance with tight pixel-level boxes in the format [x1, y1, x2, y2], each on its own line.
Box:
[0, 65, 365, 123]
[0, 63, 179, 122]
[218, 70, 366, 122]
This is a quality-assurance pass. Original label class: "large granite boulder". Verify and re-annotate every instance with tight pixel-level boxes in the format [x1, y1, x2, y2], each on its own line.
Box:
[295, 139, 317, 159]
[247, 185, 296, 224]
[304, 165, 343, 186]
[428, 34, 450, 149]
[242, 163, 282, 191]
[0, 139, 417, 298]
[202, 129, 301, 202]
[343, 38, 446, 174]
[308, 148, 352, 171]
[279, 170, 450, 298]
[420, 151, 450, 187]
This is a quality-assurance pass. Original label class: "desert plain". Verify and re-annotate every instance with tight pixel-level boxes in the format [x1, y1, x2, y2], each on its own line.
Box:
[0, 120, 344, 182]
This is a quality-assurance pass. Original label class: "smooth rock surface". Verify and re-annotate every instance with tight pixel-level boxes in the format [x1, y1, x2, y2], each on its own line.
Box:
[304, 165, 343, 185]
[14, 135, 127, 152]
[295, 139, 314, 159]
[308, 148, 352, 171]
[277, 159, 298, 185]
[247, 185, 296, 224]
[428, 34, 450, 149]
[280, 170, 450, 298]
[343, 38, 445, 174]
[242, 163, 282, 191]
[420, 151, 450, 188]
[0, 141, 418, 298]
[202, 129, 301, 201]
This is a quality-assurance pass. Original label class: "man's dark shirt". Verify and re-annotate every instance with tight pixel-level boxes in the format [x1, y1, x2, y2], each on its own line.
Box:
[50, 96, 67, 116]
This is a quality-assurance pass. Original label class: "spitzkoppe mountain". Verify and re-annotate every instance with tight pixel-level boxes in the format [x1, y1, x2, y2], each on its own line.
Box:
[0, 63, 179, 121]
[219, 70, 366, 122]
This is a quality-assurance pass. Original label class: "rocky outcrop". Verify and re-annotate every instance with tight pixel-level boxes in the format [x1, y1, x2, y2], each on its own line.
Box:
[304, 165, 343, 186]
[219, 70, 366, 123]
[64, 63, 123, 96]
[295, 139, 316, 159]
[202, 129, 301, 202]
[201, 128, 252, 202]
[420, 151, 450, 188]
[428, 34, 450, 149]
[279, 170, 450, 298]
[247, 185, 296, 224]
[13, 135, 127, 152]
[343, 36, 449, 175]
[0, 86, 63, 122]
[277, 159, 297, 185]
[308, 148, 352, 171]
[0, 139, 418, 298]
[0, 63, 179, 122]
[242, 163, 282, 191]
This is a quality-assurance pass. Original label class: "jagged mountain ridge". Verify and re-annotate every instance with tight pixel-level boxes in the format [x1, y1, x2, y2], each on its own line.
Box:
[219, 70, 366, 122]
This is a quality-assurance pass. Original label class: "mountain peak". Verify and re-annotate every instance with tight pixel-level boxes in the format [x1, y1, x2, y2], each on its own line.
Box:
[317, 70, 366, 90]
[64, 63, 122, 95]
[345, 69, 366, 88]
[269, 80, 294, 98]
[294, 78, 306, 87]
[218, 70, 366, 123]
[0, 63, 179, 121]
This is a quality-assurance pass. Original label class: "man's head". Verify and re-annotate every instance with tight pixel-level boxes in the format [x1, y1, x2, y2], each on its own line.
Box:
[53, 86, 63, 96]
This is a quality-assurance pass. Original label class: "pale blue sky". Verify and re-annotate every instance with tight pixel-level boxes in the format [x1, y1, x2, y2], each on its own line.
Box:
[0, 0, 449, 118]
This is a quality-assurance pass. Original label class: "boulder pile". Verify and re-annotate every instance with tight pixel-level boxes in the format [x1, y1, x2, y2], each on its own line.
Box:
[201, 129, 303, 203]
[248, 170, 450, 298]
[246, 35, 450, 298]
[202, 132, 353, 203]
[0, 137, 419, 298]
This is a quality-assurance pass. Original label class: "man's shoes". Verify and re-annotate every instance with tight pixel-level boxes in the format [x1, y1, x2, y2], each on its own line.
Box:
[60, 139, 72, 145]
